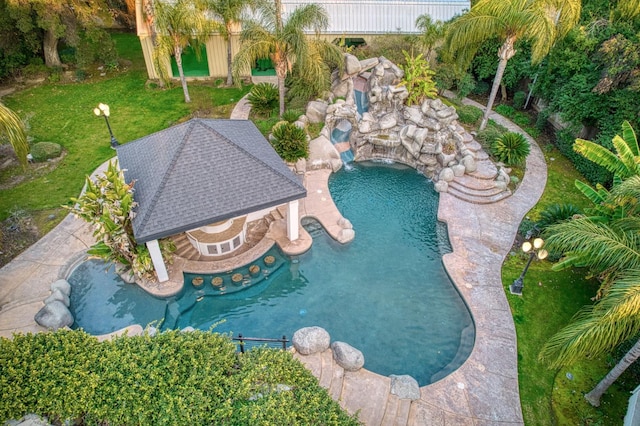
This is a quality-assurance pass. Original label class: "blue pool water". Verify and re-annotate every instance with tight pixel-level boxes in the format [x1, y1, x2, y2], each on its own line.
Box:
[68, 162, 474, 385]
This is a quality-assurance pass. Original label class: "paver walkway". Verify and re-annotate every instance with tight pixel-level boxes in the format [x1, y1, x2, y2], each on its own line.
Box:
[0, 95, 546, 425]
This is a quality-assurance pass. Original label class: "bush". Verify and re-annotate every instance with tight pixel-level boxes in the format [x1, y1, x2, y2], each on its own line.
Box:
[555, 128, 612, 185]
[0, 330, 358, 425]
[475, 122, 508, 148]
[471, 80, 490, 95]
[455, 73, 476, 99]
[456, 104, 483, 125]
[270, 121, 308, 162]
[491, 132, 530, 165]
[494, 104, 516, 117]
[536, 203, 581, 230]
[247, 83, 278, 115]
[281, 109, 303, 123]
[513, 91, 526, 110]
[29, 142, 62, 162]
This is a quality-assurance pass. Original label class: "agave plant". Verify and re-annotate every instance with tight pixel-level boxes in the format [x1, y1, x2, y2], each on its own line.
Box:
[270, 121, 308, 162]
[247, 83, 279, 115]
[491, 131, 530, 165]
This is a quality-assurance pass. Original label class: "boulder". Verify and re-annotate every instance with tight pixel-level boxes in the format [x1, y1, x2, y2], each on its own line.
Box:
[331, 79, 351, 98]
[461, 155, 477, 173]
[11, 414, 52, 426]
[389, 375, 421, 400]
[439, 167, 455, 182]
[359, 57, 379, 71]
[337, 228, 355, 243]
[293, 326, 331, 355]
[434, 180, 449, 193]
[308, 134, 341, 171]
[295, 158, 307, 174]
[44, 289, 70, 307]
[452, 164, 466, 177]
[331, 341, 364, 371]
[344, 54, 362, 75]
[337, 217, 353, 229]
[34, 300, 73, 330]
[306, 101, 329, 124]
[379, 113, 397, 130]
[50, 279, 71, 296]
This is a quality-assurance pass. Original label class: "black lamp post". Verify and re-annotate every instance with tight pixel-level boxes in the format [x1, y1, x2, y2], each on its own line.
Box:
[510, 237, 548, 295]
[93, 103, 119, 149]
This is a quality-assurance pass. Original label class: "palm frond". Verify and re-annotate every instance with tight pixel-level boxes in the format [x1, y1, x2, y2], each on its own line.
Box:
[0, 103, 29, 168]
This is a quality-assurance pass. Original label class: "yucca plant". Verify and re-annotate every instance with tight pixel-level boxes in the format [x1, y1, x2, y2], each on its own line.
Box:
[247, 83, 279, 115]
[281, 109, 303, 123]
[270, 121, 308, 162]
[491, 131, 530, 165]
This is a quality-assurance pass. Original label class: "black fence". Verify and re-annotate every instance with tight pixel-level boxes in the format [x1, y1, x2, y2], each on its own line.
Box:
[232, 334, 289, 353]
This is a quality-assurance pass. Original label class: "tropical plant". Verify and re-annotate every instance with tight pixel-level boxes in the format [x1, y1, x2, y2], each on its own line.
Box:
[232, 0, 342, 116]
[415, 14, 446, 61]
[247, 82, 278, 115]
[149, 0, 213, 103]
[270, 121, 308, 162]
[0, 103, 28, 168]
[281, 109, 303, 123]
[204, 0, 258, 86]
[398, 51, 438, 106]
[455, 104, 483, 125]
[445, 0, 581, 130]
[65, 160, 170, 281]
[491, 131, 530, 165]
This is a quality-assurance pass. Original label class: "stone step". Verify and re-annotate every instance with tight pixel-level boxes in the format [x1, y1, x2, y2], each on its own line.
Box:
[467, 159, 499, 180]
[451, 174, 499, 190]
[271, 208, 284, 220]
[463, 139, 483, 152]
[448, 180, 505, 198]
[381, 395, 412, 426]
[447, 185, 512, 204]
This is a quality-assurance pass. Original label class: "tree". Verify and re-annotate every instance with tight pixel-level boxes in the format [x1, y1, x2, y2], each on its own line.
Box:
[205, 0, 258, 86]
[445, 0, 581, 130]
[0, 103, 28, 168]
[7, 0, 113, 68]
[540, 123, 640, 406]
[150, 0, 213, 103]
[415, 14, 445, 62]
[232, 0, 342, 116]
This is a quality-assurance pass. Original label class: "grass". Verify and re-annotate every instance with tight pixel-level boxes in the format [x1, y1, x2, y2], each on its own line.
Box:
[0, 31, 250, 223]
[503, 140, 632, 424]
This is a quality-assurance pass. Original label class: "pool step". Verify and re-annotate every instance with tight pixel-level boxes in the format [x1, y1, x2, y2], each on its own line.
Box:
[381, 395, 412, 426]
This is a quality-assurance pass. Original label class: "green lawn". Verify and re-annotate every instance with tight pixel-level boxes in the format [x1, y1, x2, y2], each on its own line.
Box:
[0, 32, 249, 223]
[502, 145, 631, 425]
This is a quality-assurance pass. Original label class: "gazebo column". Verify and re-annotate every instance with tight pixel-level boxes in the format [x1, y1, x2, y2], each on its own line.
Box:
[287, 200, 299, 241]
[146, 239, 169, 282]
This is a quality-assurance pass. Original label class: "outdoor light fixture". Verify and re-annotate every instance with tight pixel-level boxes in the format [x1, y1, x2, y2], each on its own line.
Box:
[93, 103, 119, 149]
[509, 237, 548, 295]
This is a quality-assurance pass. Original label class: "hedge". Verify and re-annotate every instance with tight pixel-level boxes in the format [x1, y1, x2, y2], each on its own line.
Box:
[0, 330, 359, 425]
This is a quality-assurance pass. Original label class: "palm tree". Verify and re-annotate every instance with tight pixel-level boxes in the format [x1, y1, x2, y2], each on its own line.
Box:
[232, 0, 342, 116]
[150, 0, 213, 103]
[205, 0, 258, 86]
[0, 103, 29, 168]
[445, 0, 581, 130]
[415, 14, 445, 63]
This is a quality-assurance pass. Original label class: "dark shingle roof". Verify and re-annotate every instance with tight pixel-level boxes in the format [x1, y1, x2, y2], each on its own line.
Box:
[116, 119, 306, 243]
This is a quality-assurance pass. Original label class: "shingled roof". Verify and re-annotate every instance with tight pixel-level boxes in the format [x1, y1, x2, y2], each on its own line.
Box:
[116, 118, 306, 244]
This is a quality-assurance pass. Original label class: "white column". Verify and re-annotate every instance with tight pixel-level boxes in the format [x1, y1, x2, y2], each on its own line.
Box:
[146, 240, 169, 282]
[287, 200, 299, 241]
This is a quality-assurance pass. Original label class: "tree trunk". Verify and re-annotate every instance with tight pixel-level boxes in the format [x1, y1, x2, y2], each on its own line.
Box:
[500, 83, 507, 101]
[43, 29, 62, 68]
[585, 338, 640, 407]
[175, 46, 191, 103]
[276, 64, 286, 117]
[226, 29, 233, 86]
[479, 36, 516, 131]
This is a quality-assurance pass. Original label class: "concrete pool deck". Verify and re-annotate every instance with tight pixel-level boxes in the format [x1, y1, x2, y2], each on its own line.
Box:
[0, 96, 546, 425]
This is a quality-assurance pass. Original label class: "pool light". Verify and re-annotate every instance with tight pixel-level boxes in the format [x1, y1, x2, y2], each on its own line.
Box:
[93, 103, 119, 149]
[509, 237, 547, 295]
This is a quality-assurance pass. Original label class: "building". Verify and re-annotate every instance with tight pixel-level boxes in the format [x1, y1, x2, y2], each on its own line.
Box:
[135, 0, 470, 80]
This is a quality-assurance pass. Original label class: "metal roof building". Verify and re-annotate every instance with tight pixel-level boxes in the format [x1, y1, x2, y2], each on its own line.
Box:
[281, 0, 470, 34]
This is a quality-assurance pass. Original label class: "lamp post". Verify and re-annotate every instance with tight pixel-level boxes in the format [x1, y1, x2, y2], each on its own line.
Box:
[510, 237, 548, 295]
[93, 103, 119, 149]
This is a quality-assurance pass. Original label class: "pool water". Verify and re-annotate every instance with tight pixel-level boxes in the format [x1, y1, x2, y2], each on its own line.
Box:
[68, 162, 474, 385]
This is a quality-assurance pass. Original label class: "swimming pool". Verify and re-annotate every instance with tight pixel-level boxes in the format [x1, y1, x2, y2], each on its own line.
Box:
[68, 162, 474, 385]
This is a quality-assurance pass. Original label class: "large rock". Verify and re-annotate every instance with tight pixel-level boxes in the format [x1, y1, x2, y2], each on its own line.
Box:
[308, 135, 342, 171]
[337, 228, 355, 243]
[293, 326, 331, 355]
[331, 341, 364, 371]
[344, 54, 362, 75]
[50, 279, 71, 296]
[306, 101, 329, 124]
[44, 289, 70, 307]
[34, 300, 73, 330]
[389, 375, 421, 400]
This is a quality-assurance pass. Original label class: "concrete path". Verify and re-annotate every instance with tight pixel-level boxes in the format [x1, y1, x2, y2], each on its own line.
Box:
[0, 96, 546, 425]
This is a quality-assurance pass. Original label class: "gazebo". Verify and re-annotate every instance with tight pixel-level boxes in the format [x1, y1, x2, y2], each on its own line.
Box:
[116, 118, 307, 282]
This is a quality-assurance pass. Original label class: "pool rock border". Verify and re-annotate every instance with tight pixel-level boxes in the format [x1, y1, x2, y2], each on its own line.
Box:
[34, 279, 73, 331]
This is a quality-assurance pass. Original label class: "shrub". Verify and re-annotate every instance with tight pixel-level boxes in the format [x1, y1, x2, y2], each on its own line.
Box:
[456, 104, 483, 125]
[281, 109, 303, 123]
[491, 132, 530, 165]
[475, 122, 508, 149]
[494, 104, 516, 117]
[270, 121, 308, 162]
[247, 83, 278, 115]
[399, 51, 437, 106]
[455, 72, 476, 99]
[471, 80, 490, 95]
[513, 91, 526, 110]
[536, 203, 581, 231]
[555, 128, 612, 185]
[29, 142, 62, 162]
